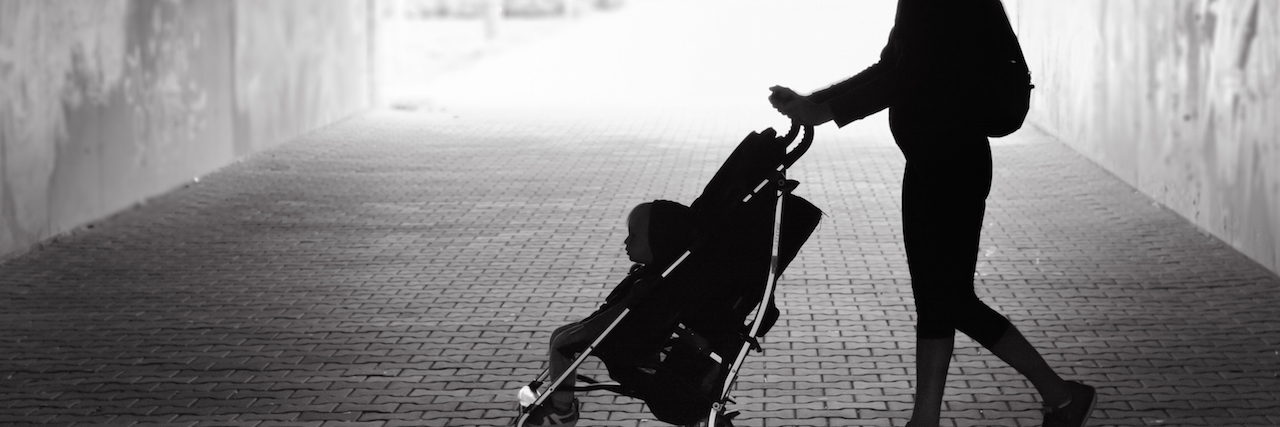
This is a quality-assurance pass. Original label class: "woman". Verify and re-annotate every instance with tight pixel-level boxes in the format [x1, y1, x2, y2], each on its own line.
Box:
[768, 1, 1096, 426]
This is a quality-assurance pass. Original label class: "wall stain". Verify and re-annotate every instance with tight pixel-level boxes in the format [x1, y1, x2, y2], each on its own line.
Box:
[121, 0, 209, 168]
[0, 0, 130, 249]
[233, 0, 372, 157]
[1, 0, 372, 260]
[1015, 0, 1280, 274]
[1237, 0, 1259, 70]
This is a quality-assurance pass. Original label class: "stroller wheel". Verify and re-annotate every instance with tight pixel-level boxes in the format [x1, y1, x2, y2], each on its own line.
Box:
[684, 410, 738, 427]
[514, 399, 581, 427]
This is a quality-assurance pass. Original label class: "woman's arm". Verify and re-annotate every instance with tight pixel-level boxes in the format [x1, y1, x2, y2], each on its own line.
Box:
[770, 28, 907, 127]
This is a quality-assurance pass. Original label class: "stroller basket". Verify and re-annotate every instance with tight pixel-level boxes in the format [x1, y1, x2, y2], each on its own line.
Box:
[514, 122, 822, 427]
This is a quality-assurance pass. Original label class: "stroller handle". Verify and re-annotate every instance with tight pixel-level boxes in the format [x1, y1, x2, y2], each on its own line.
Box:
[780, 121, 815, 169]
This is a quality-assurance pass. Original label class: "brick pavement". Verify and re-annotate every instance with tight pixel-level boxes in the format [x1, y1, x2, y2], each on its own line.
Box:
[4, 1, 1280, 426]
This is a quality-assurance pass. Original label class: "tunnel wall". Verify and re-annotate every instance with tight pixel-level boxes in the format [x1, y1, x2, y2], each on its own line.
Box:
[0, 0, 373, 260]
[1010, 0, 1280, 275]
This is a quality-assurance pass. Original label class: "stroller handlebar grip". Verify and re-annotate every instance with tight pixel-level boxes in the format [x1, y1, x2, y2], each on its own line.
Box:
[780, 121, 814, 169]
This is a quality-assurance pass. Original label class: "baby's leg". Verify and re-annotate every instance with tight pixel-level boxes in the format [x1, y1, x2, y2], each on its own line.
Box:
[547, 322, 588, 409]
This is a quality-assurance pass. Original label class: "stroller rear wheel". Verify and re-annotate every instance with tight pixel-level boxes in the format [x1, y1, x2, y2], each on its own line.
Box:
[682, 404, 738, 427]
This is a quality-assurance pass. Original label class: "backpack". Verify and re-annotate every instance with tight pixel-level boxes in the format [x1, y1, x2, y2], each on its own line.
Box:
[982, 1, 1034, 138]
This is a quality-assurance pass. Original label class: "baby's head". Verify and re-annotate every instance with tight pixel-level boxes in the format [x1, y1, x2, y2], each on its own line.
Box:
[625, 200, 698, 265]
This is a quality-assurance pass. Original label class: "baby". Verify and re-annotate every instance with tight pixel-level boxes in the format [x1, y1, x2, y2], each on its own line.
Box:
[521, 200, 699, 427]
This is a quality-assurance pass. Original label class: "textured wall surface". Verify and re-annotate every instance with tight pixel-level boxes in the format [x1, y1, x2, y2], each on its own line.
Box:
[1012, 0, 1279, 274]
[0, 0, 372, 259]
[234, 0, 373, 156]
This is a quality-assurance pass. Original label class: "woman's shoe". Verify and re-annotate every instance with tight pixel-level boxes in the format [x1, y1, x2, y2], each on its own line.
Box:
[1042, 381, 1097, 427]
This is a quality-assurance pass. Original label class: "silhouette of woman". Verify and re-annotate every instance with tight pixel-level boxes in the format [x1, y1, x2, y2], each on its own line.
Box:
[768, 1, 1095, 426]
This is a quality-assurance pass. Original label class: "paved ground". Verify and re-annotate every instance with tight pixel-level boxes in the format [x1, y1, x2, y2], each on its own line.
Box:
[3, 1, 1280, 426]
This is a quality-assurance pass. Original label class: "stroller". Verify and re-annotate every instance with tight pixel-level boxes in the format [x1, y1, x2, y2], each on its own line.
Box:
[513, 122, 823, 427]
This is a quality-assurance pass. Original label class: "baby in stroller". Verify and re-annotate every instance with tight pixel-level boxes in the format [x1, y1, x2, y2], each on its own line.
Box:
[515, 123, 821, 427]
[522, 200, 700, 427]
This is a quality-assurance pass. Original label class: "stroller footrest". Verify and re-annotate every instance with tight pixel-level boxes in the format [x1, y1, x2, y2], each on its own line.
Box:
[572, 381, 642, 399]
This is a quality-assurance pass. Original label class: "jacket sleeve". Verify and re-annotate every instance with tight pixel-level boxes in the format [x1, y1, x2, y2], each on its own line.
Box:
[809, 25, 929, 127]
[809, 29, 897, 105]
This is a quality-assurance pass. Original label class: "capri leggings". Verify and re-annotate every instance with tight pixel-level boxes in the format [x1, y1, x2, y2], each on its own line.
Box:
[900, 143, 1012, 348]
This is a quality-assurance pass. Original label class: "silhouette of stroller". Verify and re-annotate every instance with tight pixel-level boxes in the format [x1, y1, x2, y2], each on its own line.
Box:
[513, 122, 822, 427]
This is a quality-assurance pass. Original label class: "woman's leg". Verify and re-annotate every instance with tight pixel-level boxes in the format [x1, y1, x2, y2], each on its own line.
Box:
[901, 160, 979, 426]
[902, 157, 1073, 424]
[987, 325, 1071, 407]
[909, 333, 955, 427]
[901, 156, 1008, 425]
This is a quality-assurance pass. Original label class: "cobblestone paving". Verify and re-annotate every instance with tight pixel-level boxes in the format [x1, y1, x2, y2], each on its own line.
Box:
[4, 1, 1280, 426]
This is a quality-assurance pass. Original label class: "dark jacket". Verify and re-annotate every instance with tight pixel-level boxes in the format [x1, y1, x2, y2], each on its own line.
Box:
[810, 0, 1016, 160]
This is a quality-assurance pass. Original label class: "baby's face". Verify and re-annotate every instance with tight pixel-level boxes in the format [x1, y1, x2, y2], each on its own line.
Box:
[624, 206, 653, 264]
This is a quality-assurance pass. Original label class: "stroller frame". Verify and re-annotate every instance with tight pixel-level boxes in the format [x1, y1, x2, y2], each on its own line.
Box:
[512, 122, 815, 427]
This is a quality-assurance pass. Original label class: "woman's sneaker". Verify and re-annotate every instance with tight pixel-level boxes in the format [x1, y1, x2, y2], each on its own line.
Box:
[523, 399, 580, 427]
[1042, 381, 1097, 427]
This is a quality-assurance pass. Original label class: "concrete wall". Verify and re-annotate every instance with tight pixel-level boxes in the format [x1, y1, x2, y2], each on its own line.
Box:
[0, 0, 373, 260]
[1010, 0, 1279, 274]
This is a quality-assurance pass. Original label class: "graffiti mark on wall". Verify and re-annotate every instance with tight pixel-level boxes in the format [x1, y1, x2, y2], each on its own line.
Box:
[1, 0, 372, 259]
[0, 0, 130, 249]
[1015, 0, 1279, 272]
[0, 0, 210, 252]
[122, 0, 209, 168]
